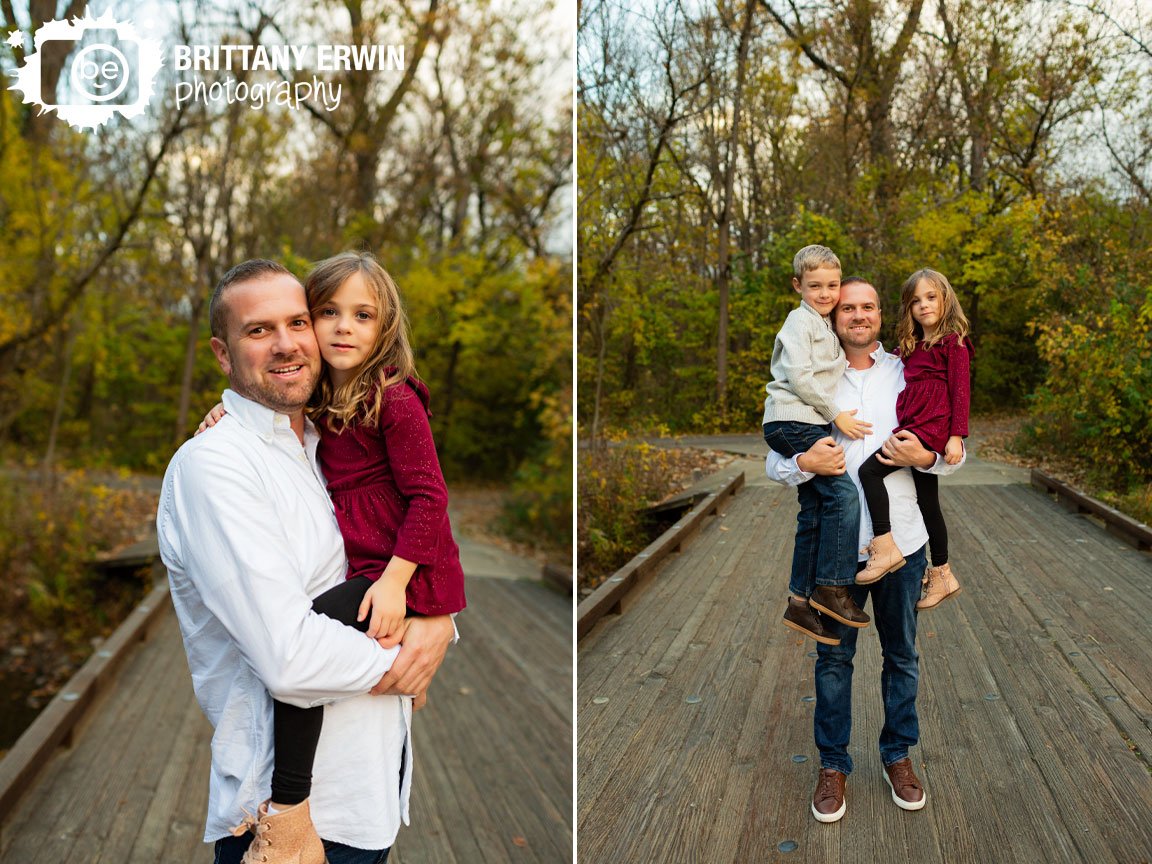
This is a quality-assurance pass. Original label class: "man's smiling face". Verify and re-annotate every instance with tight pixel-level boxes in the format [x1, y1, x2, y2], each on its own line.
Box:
[834, 280, 881, 349]
[210, 273, 321, 415]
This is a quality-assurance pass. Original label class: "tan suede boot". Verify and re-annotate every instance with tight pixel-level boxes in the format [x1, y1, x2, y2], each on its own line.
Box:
[856, 532, 906, 585]
[917, 563, 962, 610]
[233, 800, 327, 864]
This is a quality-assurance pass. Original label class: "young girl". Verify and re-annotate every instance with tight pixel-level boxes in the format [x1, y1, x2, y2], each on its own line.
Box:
[201, 252, 466, 864]
[855, 269, 971, 609]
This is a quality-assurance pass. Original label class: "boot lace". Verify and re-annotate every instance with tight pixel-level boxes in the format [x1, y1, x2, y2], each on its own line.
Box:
[231, 808, 272, 864]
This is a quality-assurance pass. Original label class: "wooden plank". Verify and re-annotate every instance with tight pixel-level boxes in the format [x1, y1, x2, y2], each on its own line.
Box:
[578, 477, 1152, 863]
[127, 696, 213, 863]
[0, 577, 171, 827]
[396, 578, 572, 863]
[2, 574, 571, 864]
[0, 613, 182, 862]
[577, 487, 765, 822]
[1031, 469, 1152, 551]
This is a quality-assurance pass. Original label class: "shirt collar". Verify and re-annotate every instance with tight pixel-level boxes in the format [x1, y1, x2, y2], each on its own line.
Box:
[799, 300, 830, 321]
[221, 388, 317, 443]
[843, 341, 893, 372]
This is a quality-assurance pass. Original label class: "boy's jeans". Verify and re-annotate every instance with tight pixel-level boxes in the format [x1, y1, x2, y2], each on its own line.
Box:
[763, 421, 861, 595]
[813, 547, 927, 775]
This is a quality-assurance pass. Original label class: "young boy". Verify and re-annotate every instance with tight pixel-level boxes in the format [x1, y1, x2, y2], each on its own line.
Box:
[763, 245, 872, 645]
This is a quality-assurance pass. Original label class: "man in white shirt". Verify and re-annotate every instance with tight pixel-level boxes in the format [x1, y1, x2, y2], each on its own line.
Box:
[157, 260, 455, 864]
[766, 277, 963, 826]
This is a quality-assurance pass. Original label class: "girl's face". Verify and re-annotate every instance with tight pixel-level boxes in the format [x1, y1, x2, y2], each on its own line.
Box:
[909, 279, 944, 334]
[311, 271, 382, 385]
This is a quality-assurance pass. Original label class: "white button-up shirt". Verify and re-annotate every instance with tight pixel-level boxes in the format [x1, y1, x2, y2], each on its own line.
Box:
[157, 389, 412, 849]
[765, 343, 964, 559]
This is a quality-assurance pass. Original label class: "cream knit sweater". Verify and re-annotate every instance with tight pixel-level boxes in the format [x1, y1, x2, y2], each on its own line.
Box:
[762, 300, 845, 426]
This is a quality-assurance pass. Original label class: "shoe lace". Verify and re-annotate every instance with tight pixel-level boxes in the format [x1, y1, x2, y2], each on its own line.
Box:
[890, 762, 922, 793]
[229, 808, 258, 838]
[815, 770, 841, 804]
[231, 808, 272, 863]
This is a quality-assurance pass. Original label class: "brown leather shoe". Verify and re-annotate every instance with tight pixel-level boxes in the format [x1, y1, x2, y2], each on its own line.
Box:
[811, 768, 847, 823]
[782, 597, 841, 645]
[883, 758, 927, 811]
[809, 585, 870, 628]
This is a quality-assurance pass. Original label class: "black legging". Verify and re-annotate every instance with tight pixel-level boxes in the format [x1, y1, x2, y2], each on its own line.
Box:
[858, 449, 949, 567]
[271, 576, 374, 805]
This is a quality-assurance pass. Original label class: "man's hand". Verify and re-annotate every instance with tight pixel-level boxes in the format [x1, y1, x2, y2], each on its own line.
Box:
[370, 615, 454, 706]
[876, 430, 935, 468]
[796, 436, 846, 476]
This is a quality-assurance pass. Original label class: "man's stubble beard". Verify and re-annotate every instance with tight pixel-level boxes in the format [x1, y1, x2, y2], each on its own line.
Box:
[230, 357, 320, 415]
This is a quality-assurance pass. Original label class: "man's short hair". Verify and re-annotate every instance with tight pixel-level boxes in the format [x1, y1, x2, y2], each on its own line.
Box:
[840, 276, 873, 290]
[792, 245, 841, 278]
[209, 259, 295, 339]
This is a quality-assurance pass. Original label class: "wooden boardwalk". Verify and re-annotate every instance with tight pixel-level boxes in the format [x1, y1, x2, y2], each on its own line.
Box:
[578, 460, 1152, 863]
[0, 576, 571, 863]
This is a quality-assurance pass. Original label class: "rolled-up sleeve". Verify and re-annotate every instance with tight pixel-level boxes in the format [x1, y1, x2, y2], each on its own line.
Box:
[765, 451, 816, 487]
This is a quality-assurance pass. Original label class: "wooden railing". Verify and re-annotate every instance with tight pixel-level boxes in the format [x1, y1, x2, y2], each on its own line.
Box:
[0, 553, 168, 825]
[577, 469, 745, 640]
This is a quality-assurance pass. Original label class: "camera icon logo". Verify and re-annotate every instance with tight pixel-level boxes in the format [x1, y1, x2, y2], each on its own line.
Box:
[9, 8, 163, 130]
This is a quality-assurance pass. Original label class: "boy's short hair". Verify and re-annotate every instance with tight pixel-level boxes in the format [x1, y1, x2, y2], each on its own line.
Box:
[793, 245, 841, 278]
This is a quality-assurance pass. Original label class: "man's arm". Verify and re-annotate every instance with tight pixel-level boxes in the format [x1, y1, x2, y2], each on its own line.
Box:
[875, 430, 965, 475]
[765, 436, 846, 485]
[161, 447, 396, 707]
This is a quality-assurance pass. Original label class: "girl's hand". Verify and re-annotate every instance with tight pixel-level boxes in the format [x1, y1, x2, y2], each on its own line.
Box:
[195, 403, 227, 436]
[944, 435, 964, 465]
[359, 576, 408, 644]
[833, 409, 873, 441]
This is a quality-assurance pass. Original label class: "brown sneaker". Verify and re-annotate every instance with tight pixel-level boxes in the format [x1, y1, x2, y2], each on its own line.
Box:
[811, 768, 847, 823]
[232, 799, 327, 864]
[809, 585, 870, 628]
[883, 758, 927, 811]
[857, 532, 906, 585]
[916, 563, 962, 610]
[782, 597, 841, 645]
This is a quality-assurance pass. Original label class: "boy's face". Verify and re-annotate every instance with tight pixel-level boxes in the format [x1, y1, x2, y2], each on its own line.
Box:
[793, 266, 841, 316]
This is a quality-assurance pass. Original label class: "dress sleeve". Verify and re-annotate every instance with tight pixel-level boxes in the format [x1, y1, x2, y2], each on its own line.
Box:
[947, 335, 972, 437]
[376, 385, 450, 565]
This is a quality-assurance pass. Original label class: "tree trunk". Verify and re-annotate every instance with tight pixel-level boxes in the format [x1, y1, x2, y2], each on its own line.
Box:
[716, 0, 757, 418]
[42, 326, 76, 489]
[175, 297, 205, 446]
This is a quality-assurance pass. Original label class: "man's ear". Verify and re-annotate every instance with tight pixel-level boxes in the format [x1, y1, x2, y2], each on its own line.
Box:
[210, 336, 232, 377]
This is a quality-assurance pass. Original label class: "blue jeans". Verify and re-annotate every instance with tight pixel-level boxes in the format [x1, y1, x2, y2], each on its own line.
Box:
[214, 834, 389, 864]
[813, 545, 927, 775]
[763, 421, 861, 594]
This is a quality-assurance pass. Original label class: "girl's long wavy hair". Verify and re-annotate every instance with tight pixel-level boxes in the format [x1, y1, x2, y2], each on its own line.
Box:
[896, 268, 970, 357]
[305, 251, 416, 431]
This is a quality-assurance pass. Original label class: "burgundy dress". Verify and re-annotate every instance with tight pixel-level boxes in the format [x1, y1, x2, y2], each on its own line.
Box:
[316, 378, 466, 616]
[894, 333, 973, 455]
